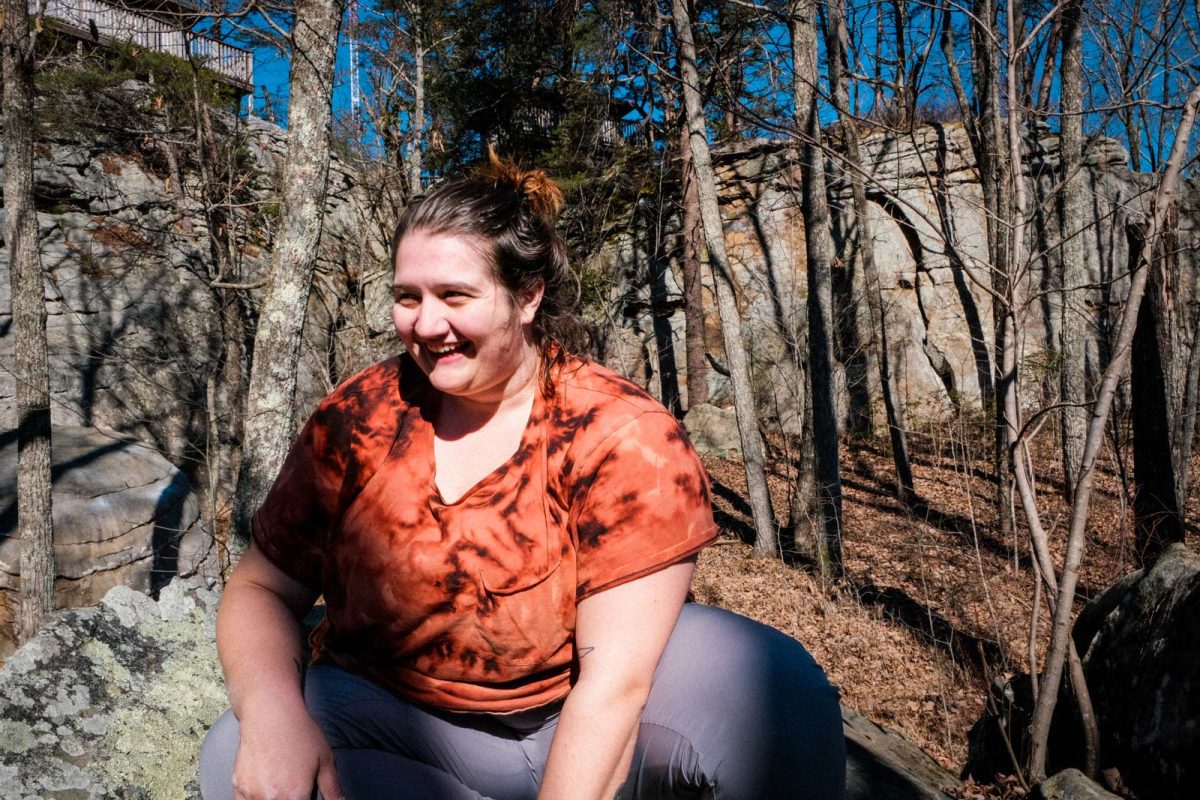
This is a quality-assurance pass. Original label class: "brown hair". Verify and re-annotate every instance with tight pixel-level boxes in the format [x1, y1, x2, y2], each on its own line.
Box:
[389, 149, 589, 379]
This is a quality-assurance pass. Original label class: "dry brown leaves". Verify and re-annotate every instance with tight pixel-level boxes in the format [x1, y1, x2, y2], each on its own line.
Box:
[693, 430, 1181, 785]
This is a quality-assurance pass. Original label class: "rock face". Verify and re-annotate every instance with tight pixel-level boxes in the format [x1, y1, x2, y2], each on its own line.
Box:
[595, 125, 1199, 432]
[0, 80, 394, 477]
[1073, 543, 1200, 800]
[0, 578, 225, 800]
[0, 426, 210, 657]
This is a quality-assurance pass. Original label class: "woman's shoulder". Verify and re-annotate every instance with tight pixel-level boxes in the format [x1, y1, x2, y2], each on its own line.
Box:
[316, 353, 426, 413]
[304, 353, 427, 448]
[556, 357, 673, 418]
[550, 356, 686, 457]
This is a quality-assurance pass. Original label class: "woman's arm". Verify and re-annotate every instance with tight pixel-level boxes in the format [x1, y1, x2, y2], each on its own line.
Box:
[216, 541, 342, 800]
[537, 557, 696, 800]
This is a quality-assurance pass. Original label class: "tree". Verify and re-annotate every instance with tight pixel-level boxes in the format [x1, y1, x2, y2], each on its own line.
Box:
[1058, 0, 1087, 501]
[671, 0, 778, 557]
[3, 0, 56, 641]
[823, 0, 915, 507]
[1028, 84, 1200, 783]
[234, 0, 347, 538]
[789, 0, 843, 579]
[3, 0, 56, 640]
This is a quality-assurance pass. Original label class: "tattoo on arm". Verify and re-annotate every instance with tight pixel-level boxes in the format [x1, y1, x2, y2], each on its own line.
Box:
[576, 646, 594, 659]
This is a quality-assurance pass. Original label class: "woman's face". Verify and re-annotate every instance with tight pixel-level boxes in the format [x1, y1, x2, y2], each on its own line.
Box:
[392, 230, 542, 405]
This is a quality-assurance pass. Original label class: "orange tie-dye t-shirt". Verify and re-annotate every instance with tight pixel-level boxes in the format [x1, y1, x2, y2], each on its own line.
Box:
[253, 354, 717, 713]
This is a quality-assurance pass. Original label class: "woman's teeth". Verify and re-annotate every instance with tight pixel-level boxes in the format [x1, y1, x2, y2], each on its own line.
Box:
[428, 342, 467, 356]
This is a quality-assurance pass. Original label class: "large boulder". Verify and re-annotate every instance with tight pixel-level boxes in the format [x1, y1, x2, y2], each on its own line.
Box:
[1074, 542, 1200, 800]
[0, 578, 224, 799]
[0, 426, 212, 657]
[682, 403, 742, 460]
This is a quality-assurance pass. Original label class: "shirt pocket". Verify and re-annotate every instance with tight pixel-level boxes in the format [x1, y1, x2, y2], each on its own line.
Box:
[477, 552, 574, 667]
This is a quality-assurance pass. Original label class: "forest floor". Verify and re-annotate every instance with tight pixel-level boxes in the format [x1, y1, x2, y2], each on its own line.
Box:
[692, 424, 1195, 795]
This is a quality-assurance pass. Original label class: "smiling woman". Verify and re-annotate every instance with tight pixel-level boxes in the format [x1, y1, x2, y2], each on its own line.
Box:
[198, 152, 846, 800]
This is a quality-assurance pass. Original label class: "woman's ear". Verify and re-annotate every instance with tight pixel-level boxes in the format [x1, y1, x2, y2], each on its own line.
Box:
[518, 281, 545, 325]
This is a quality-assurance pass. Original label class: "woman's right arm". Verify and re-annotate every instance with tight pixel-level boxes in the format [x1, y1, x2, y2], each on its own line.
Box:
[216, 541, 342, 800]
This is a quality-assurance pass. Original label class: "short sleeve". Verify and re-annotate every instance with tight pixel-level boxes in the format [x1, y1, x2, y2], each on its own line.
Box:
[570, 411, 717, 600]
[252, 403, 345, 591]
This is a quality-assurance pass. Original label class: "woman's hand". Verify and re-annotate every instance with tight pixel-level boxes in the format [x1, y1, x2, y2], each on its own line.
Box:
[538, 558, 696, 800]
[232, 701, 342, 800]
[216, 542, 331, 799]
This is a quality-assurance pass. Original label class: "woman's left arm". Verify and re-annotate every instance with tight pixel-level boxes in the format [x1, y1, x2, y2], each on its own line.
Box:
[538, 557, 696, 800]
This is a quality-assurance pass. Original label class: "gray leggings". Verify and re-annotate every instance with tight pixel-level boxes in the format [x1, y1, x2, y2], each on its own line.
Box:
[199, 604, 846, 799]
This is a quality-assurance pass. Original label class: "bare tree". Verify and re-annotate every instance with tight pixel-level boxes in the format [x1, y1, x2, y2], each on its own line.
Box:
[235, 0, 347, 537]
[789, 0, 844, 579]
[1027, 83, 1200, 783]
[4, 0, 56, 641]
[671, 0, 778, 557]
[678, 113, 709, 410]
[1058, 0, 1087, 500]
[824, 0, 915, 507]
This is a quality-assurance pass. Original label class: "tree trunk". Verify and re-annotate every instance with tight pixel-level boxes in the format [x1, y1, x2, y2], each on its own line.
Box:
[678, 116, 709, 410]
[406, 0, 425, 194]
[825, 0, 915, 506]
[789, 0, 844, 580]
[1004, 3, 1102, 777]
[234, 0, 346, 539]
[1130, 228, 1186, 562]
[1058, 0, 1087, 501]
[4, 0, 56, 641]
[670, 0, 778, 557]
[968, 0, 1015, 545]
[1027, 83, 1200, 784]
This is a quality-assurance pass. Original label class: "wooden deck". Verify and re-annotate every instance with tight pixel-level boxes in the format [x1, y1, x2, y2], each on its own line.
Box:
[37, 0, 253, 91]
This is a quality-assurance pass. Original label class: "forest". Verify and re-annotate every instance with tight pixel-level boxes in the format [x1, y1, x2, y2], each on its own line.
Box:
[2, 0, 1200, 798]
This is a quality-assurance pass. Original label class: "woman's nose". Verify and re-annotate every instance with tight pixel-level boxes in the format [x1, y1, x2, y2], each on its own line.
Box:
[413, 301, 450, 339]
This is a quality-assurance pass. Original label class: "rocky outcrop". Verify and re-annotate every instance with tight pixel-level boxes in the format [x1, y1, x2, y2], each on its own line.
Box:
[0, 426, 210, 657]
[0, 578, 224, 800]
[0, 580, 961, 800]
[1073, 543, 1200, 800]
[0, 80, 394, 470]
[595, 125, 1199, 432]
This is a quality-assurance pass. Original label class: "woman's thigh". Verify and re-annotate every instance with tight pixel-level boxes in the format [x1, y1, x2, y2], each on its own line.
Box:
[199, 666, 556, 800]
[628, 603, 847, 800]
[304, 665, 553, 800]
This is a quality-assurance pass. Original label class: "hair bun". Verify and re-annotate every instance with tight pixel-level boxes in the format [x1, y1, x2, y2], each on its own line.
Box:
[484, 146, 564, 222]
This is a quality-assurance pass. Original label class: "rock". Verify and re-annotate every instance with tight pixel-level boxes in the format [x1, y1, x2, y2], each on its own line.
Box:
[0, 577, 225, 800]
[0, 426, 212, 658]
[843, 707, 961, 799]
[1074, 543, 1200, 800]
[683, 403, 742, 460]
[1034, 769, 1122, 800]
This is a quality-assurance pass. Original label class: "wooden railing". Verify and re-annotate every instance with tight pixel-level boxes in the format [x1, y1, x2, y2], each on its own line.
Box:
[36, 0, 253, 88]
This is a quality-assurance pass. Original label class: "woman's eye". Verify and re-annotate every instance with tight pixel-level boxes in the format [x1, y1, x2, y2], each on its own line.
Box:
[393, 292, 419, 307]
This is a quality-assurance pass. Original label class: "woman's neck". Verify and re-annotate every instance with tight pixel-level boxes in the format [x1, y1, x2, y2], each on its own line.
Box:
[435, 358, 540, 440]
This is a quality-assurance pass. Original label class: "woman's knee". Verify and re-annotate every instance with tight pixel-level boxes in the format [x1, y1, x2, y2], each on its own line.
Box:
[198, 709, 240, 800]
[641, 603, 846, 798]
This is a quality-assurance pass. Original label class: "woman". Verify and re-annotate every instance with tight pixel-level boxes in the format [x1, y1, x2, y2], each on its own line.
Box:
[199, 154, 846, 800]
